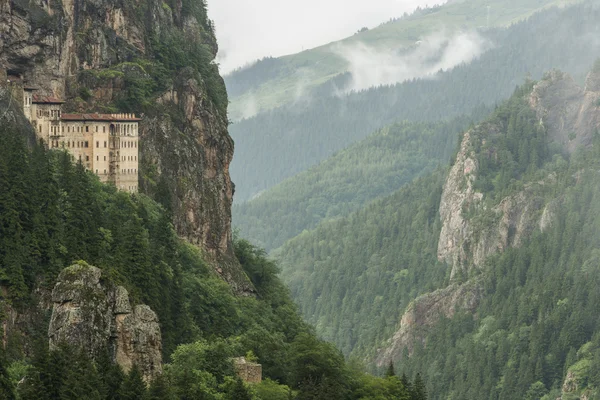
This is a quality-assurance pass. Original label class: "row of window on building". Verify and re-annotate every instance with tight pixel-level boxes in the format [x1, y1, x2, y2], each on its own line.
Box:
[36, 110, 59, 119]
[49, 140, 89, 148]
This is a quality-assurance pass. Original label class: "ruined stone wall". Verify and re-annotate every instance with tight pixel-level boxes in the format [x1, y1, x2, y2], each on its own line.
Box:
[233, 357, 262, 383]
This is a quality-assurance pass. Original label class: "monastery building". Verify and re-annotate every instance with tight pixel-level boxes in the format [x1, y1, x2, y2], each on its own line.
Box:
[4, 72, 140, 193]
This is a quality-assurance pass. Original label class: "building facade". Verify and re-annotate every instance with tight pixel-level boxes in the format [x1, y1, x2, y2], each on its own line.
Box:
[5, 74, 141, 193]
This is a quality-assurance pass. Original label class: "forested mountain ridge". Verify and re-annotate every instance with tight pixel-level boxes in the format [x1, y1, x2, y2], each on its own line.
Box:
[225, 0, 583, 120]
[276, 64, 600, 399]
[233, 112, 489, 252]
[230, 1, 600, 202]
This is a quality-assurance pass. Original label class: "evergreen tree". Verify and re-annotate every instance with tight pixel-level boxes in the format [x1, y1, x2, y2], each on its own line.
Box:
[120, 366, 147, 400]
[412, 374, 427, 400]
[385, 361, 396, 378]
[226, 378, 252, 400]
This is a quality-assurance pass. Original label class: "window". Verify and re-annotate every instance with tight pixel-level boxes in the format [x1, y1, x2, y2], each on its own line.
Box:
[86, 126, 89, 133]
[104, 169, 106, 174]
[96, 169, 98, 174]
[96, 141, 99, 148]
[96, 156, 99, 161]
[62, 126, 64, 133]
[86, 156, 89, 161]
[104, 141, 107, 148]
[68, 127, 70, 133]
[96, 126, 98, 132]
[103, 127, 106, 133]
[38, 125, 42, 132]
[104, 156, 106, 161]
[85, 141, 89, 148]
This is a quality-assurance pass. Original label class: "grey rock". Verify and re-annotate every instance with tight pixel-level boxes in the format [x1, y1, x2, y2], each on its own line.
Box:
[49, 263, 162, 381]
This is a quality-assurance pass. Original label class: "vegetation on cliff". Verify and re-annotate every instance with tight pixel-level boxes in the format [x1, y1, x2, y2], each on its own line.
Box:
[0, 124, 428, 399]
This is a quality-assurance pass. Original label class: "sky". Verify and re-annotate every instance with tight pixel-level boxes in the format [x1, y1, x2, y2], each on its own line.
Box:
[207, 0, 443, 73]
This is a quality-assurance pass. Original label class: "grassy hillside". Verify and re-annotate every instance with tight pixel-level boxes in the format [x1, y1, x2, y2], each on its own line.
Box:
[225, 0, 583, 120]
[230, 1, 600, 202]
[233, 113, 487, 251]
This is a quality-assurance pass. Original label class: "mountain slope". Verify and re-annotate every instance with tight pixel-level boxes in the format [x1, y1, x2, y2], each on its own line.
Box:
[225, 0, 583, 120]
[233, 113, 486, 251]
[230, 1, 600, 202]
[275, 64, 600, 391]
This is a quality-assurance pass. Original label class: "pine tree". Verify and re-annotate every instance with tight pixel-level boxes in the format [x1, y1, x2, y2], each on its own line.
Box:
[412, 373, 427, 400]
[120, 366, 148, 400]
[226, 377, 252, 400]
[385, 361, 396, 377]
[148, 374, 174, 400]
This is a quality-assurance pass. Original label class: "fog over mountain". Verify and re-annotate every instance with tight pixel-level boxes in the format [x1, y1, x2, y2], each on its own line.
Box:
[208, 0, 444, 72]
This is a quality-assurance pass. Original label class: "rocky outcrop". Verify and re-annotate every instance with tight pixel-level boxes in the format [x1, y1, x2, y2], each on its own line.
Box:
[437, 129, 484, 279]
[437, 128, 547, 279]
[0, 0, 253, 293]
[48, 263, 162, 381]
[529, 69, 600, 153]
[376, 278, 483, 367]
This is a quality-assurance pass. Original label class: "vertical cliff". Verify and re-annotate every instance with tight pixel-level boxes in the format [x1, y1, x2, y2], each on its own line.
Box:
[0, 0, 252, 292]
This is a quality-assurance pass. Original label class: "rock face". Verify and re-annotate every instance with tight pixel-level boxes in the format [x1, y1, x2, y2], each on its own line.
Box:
[529, 69, 600, 153]
[437, 127, 547, 279]
[48, 264, 162, 381]
[375, 279, 483, 367]
[0, 0, 252, 292]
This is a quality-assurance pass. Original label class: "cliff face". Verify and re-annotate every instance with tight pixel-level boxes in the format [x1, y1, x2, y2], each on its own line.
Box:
[0, 0, 251, 292]
[529, 69, 600, 153]
[48, 263, 162, 381]
[437, 127, 549, 279]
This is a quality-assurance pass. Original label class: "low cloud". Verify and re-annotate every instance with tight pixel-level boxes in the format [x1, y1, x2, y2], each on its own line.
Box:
[335, 30, 490, 92]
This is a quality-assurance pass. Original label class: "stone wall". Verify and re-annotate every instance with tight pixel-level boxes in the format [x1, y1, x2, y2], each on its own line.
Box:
[233, 357, 262, 384]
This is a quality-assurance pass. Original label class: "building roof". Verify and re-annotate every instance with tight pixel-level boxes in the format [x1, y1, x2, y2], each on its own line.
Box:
[61, 113, 142, 122]
[33, 94, 65, 104]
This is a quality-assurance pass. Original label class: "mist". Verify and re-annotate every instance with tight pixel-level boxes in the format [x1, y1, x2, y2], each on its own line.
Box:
[208, 0, 446, 73]
[335, 30, 490, 93]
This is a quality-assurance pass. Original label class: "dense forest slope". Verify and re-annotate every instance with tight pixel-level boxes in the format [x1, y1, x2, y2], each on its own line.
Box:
[0, 122, 432, 399]
[0, 0, 249, 291]
[276, 64, 600, 399]
[230, 1, 600, 202]
[225, 0, 582, 120]
[0, 0, 433, 398]
[233, 113, 487, 251]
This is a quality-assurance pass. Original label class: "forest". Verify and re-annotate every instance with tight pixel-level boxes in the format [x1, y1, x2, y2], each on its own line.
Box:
[233, 114, 484, 251]
[0, 123, 430, 399]
[274, 79, 600, 398]
[230, 1, 600, 202]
